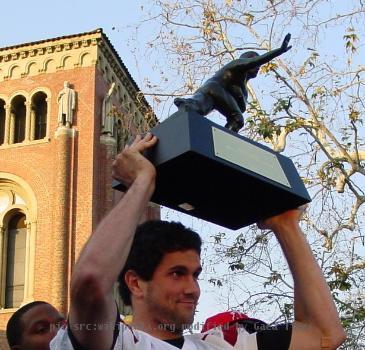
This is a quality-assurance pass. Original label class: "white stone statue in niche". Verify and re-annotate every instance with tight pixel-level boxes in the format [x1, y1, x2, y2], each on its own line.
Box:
[57, 81, 76, 127]
[101, 82, 116, 136]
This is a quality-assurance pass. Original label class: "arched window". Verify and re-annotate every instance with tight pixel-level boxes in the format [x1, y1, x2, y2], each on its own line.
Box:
[32, 92, 47, 140]
[11, 95, 26, 144]
[0, 177, 36, 310]
[0, 99, 5, 145]
[5, 212, 26, 308]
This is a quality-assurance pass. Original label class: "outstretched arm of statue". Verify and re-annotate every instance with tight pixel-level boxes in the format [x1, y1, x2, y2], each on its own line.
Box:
[258, 207, 346, 350]
[234, 33, 292, 71]
[69, 134, 158, 350]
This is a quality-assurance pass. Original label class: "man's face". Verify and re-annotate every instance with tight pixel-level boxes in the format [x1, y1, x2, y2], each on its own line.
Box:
[16, 304, 65, 350]
[143, 249, 202, 332]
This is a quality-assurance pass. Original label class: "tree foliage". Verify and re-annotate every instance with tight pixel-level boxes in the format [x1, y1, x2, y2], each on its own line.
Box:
[129, 1, 365, 347]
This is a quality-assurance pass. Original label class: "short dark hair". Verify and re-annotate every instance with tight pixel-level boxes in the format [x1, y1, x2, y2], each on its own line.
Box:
[6, 301, 49, 347]
[118, 220, 202, 306]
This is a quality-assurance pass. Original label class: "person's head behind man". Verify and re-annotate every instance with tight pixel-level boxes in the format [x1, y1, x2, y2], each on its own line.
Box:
[119, 220, 202, 333]
[6, 301, 65, 350]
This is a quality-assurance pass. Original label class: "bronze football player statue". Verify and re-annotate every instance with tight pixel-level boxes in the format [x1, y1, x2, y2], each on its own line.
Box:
[174, 34, 292, 132]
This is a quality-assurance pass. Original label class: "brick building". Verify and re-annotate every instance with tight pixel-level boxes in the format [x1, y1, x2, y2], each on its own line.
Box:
[0, 29, 159, 348]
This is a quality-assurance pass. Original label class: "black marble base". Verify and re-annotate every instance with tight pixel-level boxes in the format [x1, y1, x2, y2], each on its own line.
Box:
[113, 110, 311, 230]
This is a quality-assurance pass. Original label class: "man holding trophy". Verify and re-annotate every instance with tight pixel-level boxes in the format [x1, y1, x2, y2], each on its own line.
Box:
[50, 133, 345, 350]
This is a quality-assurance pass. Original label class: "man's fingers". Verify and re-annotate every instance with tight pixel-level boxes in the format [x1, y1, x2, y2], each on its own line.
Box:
[130, 134, 142, 146]
[257, 204, 309, 231]
[138, 133, 156, 144]
[142, 133, 158, 144]
[128, 133, 158, 152]
[138, 134, 158, 150]
[144, 133, 157, 144]
[122, 133, 158, 155]
[142, 132, 152, 140]
[126, 133, 151, 150]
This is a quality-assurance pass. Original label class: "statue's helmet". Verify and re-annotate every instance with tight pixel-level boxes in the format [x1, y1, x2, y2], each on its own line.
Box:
[239, 51, 259, 59]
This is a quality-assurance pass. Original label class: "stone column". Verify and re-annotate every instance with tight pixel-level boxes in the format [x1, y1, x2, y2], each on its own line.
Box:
[25, 101, 31, 142]
[52, 126, 75, 314]
[0, 225, 5, 307]
[22, 220, 34, 304]
[99, 135, 117, 221]
[3, 105, 10, 144]
[9, 111, 15, 144]
[30, 108, 36, 141]
[45, 97, 50, 138]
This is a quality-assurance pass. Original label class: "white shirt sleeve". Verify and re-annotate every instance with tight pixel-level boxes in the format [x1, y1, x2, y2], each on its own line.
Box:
[50, 328, 74, 350]
[234, 331, 258, 350]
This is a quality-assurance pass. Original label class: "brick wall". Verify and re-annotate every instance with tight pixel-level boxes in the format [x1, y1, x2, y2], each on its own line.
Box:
[0, 38, 159, 349]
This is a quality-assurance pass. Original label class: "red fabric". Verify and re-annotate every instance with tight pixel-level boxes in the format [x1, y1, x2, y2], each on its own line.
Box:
[202, 311, 251, 346]
[202, 311, 250, 332]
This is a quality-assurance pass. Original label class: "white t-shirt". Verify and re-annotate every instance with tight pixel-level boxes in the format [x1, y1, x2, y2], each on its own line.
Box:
[50, 324, 258, 350]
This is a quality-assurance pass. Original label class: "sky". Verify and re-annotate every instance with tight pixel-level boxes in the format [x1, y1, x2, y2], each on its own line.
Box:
[0, 0, 228, 326]
[0, 1, 144, 77]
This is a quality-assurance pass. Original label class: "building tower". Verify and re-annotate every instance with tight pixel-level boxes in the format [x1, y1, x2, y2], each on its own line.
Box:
[0, 28, 158, 348]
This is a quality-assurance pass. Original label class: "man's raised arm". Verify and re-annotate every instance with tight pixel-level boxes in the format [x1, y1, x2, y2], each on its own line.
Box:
[68, 134, 157, 350]
[259, 207, 346, 350]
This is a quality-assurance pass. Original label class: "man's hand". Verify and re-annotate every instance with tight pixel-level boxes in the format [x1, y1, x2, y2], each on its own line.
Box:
[280, 33, 292, 53]
[258, 205, 307, 232]
[112, 133, 158, 188]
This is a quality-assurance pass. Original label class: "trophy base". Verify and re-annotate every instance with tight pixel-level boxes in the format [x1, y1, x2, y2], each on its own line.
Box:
[113, 110, 311, 230]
